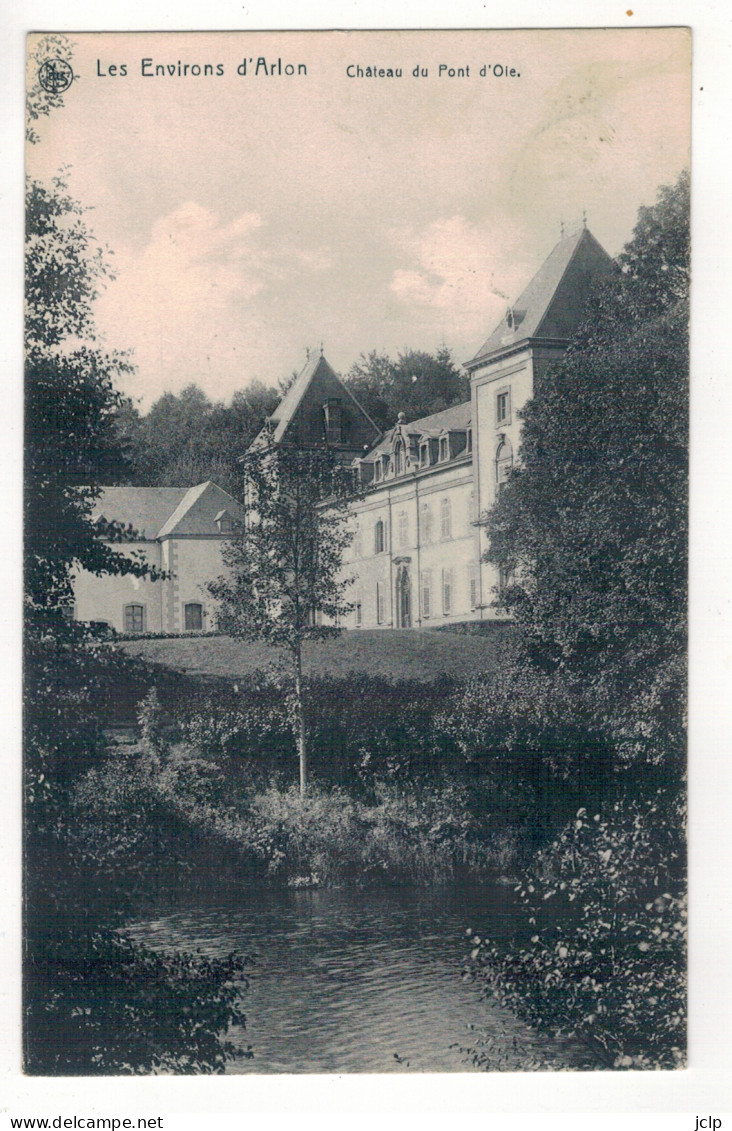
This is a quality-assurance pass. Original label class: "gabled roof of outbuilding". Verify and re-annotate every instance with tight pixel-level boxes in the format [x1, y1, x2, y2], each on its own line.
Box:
[467, 226, 613, 366]
[92, 482, 244, 540]
[92, 487, 189, 540]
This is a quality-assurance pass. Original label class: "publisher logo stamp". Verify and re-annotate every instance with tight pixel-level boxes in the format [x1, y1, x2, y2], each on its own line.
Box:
[38, 58, 74, 94]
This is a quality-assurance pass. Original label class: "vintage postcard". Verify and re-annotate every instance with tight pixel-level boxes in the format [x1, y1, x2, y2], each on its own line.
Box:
[23, 28, 691, 1081]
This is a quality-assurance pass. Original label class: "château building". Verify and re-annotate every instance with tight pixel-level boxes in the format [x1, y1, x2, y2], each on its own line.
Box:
[260, 225, 612, 629]
[70, 224, 611, 634]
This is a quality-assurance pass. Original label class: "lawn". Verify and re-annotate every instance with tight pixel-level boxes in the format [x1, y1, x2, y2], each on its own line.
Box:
[119, 626, 513, 683]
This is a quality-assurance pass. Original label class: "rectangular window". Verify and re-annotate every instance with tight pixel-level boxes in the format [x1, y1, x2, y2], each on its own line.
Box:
[499, 565, 515, 592]
[184, 602, 203, 630]
[355, 598, 362, 627]
[468, 564, 479, 609]
[124, 604, 144, 633]
[397, 510, 408, 548]
[420, 442, 429, 467]
[440, 497, 452, 540]
[439, 437, 449, 462]
[376, 581, 385, 625]
[421, 570, 432, 619]
[442, 569, 453, 615]
[496, 388, 511, 425]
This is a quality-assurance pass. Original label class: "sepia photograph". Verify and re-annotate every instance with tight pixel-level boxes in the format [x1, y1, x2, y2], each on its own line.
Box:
[23, 28, 691, 1078]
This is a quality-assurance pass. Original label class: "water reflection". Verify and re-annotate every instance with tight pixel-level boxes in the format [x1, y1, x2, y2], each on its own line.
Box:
[128, 882, 563, 1073]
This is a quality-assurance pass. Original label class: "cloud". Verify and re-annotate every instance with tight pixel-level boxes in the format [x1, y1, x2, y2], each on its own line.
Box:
[387, 214, 534, 339]
[94, 202, 331, 405]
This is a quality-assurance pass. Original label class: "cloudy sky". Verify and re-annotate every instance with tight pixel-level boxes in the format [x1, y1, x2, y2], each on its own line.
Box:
[27, 29, 690, 409]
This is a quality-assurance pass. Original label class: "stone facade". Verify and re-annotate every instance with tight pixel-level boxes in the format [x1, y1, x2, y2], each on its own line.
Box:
[71, 481, 244, 633]
[72, 225, 612, 635]
[328, 226, 613, 629]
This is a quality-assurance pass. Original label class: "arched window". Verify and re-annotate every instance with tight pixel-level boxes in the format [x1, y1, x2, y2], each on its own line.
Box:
[440, 497, 452, 540]
[123, 604, 145, 633]
[184, 602, 203, 631]
[421, 503, 433, 544]
[374, 519, 386, 554]
[496, 437, 514, 492]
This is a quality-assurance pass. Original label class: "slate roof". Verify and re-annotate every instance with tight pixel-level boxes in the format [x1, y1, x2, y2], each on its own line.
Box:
[266, 352, 380, 445]
[468, 227, 613, 365]
[363, 400, 471, 459]
[92, 487, 189, 540]
[92, 482, 243, 540]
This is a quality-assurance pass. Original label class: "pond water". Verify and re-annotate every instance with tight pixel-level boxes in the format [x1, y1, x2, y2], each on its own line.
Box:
[128, 881, 572, 1074]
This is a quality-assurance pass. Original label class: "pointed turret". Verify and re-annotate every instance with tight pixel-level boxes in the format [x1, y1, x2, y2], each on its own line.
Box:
[466, 227, 613, 373]
[251, 350, 381, 463]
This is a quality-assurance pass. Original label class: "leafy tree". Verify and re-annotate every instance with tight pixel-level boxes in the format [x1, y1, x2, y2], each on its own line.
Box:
[466, 790, 686, 1070]
[26, 34, 75, 145]
[464, 176, 689, 1073]
[118, 380, 280, 495]
[25, 57, 250, 1072]
[209, 441, 356, 794]
[482, 172, 689, 767]
[345, 345, 469, 431]
[25, 174, 157, 610]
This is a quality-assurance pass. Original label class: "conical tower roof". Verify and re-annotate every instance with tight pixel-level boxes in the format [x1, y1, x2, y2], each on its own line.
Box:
[467, 227, 613, 369]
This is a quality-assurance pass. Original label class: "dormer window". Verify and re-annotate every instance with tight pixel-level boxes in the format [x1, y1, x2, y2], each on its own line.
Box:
[323, 398, 344, 445]
[420, 441, 430, 468]
[466, 428, 473, 454]
[395, 442, 406, 476]
[382, 454, 390, 479]
[215, 509, 234, 534]
[439, 437, 450, 462]
[374, 460, 382, 483]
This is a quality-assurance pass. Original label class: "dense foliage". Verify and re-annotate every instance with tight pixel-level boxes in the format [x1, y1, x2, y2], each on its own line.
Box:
[25, 76, 251, 1069]
[466, 175, 689, 1070]
[25, 930, 252, 1075]
[483, 173, 689, 769]
[25, 176, 157, 610]
[75, 685, 521, 889]
[466, 790, 686, 1069]
[116, 381, 280, 495]
[344, 345, 469, 430]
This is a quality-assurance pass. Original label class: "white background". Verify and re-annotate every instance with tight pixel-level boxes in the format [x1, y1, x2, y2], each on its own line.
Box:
[2, 0, 731, 1122]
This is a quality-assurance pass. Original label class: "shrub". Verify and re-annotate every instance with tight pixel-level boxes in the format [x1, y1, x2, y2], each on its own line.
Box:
[439, 661, 612, 845]
[465, 787, 686, 1070]
[24, 929, 252, 1074]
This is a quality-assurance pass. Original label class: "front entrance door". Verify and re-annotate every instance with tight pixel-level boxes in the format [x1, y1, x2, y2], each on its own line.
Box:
[395, 566, 412, 629]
